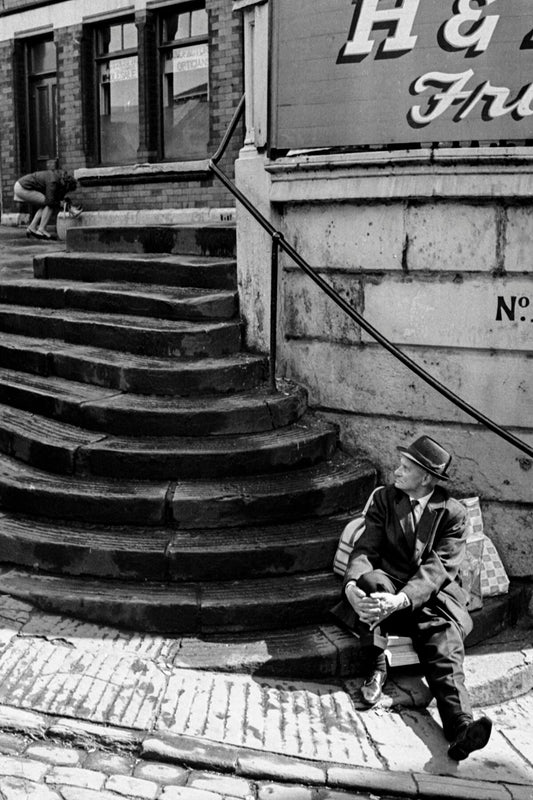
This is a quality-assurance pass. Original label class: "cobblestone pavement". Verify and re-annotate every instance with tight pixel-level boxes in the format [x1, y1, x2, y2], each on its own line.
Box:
[0, 694, 533, 800]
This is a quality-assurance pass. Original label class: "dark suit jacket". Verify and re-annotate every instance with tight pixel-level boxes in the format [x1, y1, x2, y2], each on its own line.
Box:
[331, 484, 472, 637]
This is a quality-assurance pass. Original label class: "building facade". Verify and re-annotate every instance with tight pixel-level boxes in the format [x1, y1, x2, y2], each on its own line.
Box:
[235, 0, 533, 577]
[0, 0, 243, 223]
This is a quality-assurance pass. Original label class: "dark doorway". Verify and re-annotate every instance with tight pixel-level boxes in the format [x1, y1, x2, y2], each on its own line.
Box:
[27, 38, 58, 170]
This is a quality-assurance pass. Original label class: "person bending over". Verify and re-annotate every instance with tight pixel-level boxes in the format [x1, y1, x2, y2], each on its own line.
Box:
[14, 169, 77, 240]
[331, 434, 492, 761]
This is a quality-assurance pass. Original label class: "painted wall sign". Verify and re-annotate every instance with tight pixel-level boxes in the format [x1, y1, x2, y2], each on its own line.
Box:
[270, 0, 533, 150]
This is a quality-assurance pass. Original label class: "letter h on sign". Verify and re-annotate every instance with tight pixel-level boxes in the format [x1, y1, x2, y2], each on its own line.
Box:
[338, 0, 419, 63]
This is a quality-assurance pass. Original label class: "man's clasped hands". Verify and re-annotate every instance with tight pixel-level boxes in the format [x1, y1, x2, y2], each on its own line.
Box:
[345, 582, 409, 630]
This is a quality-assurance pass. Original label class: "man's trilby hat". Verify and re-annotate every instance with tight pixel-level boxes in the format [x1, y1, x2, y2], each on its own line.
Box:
[397, 435, 451, 481]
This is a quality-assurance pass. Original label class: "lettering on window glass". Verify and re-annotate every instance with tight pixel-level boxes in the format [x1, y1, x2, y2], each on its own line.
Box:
[173, 45, 208, 73]
[109, 57, 138, 83]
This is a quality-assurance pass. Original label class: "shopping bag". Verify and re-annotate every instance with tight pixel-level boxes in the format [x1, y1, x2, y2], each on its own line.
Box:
[458, 496, 510, 603]
[458, 497, 484, 610]
[480, 536, 510, 597]
[333, 486, 382, 576]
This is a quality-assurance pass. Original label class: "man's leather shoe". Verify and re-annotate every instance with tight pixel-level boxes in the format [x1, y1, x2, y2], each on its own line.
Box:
[448, 716, 492, 761]
[360, 669, 387, 706]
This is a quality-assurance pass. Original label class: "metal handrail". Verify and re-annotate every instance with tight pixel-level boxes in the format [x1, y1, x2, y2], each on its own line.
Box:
[208, 95, 533, 461]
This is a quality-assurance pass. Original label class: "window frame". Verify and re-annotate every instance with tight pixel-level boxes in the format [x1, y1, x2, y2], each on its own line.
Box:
[81, 3, 211, 169]
[156, 0, 210, 162]
[92, 15, 139, 166]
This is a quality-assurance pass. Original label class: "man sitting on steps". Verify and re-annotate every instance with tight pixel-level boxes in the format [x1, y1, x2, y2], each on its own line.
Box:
[331, 434, 492, 761]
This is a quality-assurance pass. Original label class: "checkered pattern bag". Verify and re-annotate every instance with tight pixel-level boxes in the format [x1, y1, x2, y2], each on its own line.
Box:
[480, 536, 510, 597]
[458, 497, 484, 610]
[459, 496, 509, 599]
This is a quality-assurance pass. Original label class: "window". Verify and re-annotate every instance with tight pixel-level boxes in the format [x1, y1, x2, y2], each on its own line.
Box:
[82, 5, 210, 167]
[159, 4, 209, 160]
[95, 20, 139, 164]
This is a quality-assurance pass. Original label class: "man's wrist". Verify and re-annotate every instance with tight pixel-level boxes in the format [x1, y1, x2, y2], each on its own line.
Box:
[345, 580, 365, 598]
[396, 591, 411, 609]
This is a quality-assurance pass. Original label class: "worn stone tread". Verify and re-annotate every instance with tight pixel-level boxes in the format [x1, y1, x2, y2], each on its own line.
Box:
[0, 451, 169, 525]
[71, 382, 308, 435]
[173, 622, 355, 677]
[0, 303, 242, 357]
[0, 331, 267, 395]
[0, 402, 336, 478]
[0, 278, 238, 320]
[82, 414, 338, 478]
[0, 401, 105, 474]
[169, 452, 376, 528]
[34, 250, 237, 288]
[0, 367, 304, 434]
[0, 363, 120, 406]
[0, 449, 374, 528]
[65, 223, 236, 257]
[0, 566, 343, 632]
[0, 510, 353, 580]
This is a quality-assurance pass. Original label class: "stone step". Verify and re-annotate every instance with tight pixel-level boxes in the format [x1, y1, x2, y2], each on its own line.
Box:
[0, 278, 238, 321]
[165, 587, 532, 677]
[0, 511, 352, 580]
[0, 450, 375, 527]
[0, 402, 105, 474]
[0, 304, 242, 358]
[0, 368, 306, 434]
[0, 558, 525, 673]
[0, 403, 338, 478]
[0, 566, 342, 633]
[0, 332, 268, 396]
[66, 223, 236, 257]
[168, 453, 375, 529]
[80, 414, 338, 479]
[34, 252, 236, 289]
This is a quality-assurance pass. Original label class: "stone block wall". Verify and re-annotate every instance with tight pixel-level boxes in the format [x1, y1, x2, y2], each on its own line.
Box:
[282, 198, 532, 576]
[236, 151, 533, 578]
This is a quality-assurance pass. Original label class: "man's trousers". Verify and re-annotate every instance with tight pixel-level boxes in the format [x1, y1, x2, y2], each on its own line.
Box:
[358, 569, 473, 739]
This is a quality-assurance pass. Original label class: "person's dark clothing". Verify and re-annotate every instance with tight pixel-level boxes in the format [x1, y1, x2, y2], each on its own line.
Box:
[331, 484, 473, 739]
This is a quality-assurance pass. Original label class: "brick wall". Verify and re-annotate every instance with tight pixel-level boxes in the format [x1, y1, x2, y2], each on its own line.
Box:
[56, 25, 85, 177]
[81, 177, 235, 212]
[0, 0, 243, 217]
[0, 39, 17, 213]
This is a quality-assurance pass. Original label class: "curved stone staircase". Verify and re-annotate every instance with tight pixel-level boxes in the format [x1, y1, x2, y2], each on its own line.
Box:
[0, 223, 379, 676]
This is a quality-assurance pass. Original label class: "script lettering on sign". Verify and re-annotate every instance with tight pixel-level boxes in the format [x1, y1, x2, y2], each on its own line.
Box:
[338, 0, 533, 132]
[438, 0, 500, 56]
[271, 0, 533, 150]
[338, 0, 419, 61]
[408, 71, 533, 127]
